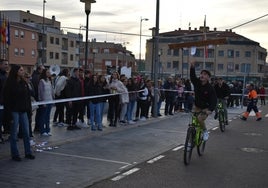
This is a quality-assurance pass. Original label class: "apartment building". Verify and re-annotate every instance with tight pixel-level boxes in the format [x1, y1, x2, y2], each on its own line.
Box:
[145, 27, 267, 83]
[81, 40, 136, 76]
[7, 22, 39, 73]
[2, 10, 136, 76]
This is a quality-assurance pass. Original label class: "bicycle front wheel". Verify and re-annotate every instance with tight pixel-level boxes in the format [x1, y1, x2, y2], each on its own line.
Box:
[184, 126, 195, 165]
[197, 131, 206, 156]
[219, 111, 225, 132]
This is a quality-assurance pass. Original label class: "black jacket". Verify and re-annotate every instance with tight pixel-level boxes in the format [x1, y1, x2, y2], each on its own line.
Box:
[214, 82, 230, 99]
[4, 80, 32, 112]
[190, 67, 217, 111]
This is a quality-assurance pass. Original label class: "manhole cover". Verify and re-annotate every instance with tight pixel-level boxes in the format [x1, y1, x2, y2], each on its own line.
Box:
[243, 133, 262, 136]
[241, 147, 264, 153]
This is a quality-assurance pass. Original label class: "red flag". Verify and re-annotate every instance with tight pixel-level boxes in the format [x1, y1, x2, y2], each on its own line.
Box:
[1, 18, 7, 44]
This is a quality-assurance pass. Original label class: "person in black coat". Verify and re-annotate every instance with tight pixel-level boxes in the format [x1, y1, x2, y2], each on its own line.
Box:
[65, 68, 82, 130]
[4, 64, 35, 161]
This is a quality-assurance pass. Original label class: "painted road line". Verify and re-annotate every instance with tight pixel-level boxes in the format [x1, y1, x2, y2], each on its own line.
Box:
[111, 168, 140, 181]
[212, 127, 218, 131]
[147, 155, 165, 164]
[173, 145, 184, 151]
[43, 151, 131, 165]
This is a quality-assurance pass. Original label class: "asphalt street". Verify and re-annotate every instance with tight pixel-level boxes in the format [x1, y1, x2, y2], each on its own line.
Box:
[0, 105, 267, 188]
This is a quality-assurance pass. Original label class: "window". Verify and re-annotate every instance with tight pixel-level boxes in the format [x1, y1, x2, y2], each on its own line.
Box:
[55, 53, 59, 59]
[227, 62, 234, 72]
[235, 64, 239, 71]
[70, 41, 74, 47]
[15, 30, 19, 37]
[241, 63, 251, 73]
[32, 33, 36, 40]
[104, 49, 110, 54]
[218, 50, 224, 57]
[70, 54, 74, 61]
[31, 50, 35, 57]
[14, 48, 19, 56]
[20, 48, 25, 56]
[50, 37, 54, 44]
[227, 50, 234, 58]
[218, 64, 224, 71]
[173, 49, 179, 56]
[173, 61, 179, 69]
[20, 31, 24, 38]
[245, 51, 251, 58]
[167, 49, 172, 55]
[55, 38, 60, 45]
[49, 52, 54, 59]
[182, 62, 188, 69]
[183, 49, 189, 56]
[235, 51, 240, 57]
[167, 62, 171, 68]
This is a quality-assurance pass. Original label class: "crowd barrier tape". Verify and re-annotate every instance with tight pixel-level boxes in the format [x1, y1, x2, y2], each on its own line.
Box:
[0, 88, 267, 110]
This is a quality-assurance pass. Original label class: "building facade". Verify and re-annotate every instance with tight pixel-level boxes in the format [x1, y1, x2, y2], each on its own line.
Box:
[145, 26, 267, 83]
[1, 10, 136, 76]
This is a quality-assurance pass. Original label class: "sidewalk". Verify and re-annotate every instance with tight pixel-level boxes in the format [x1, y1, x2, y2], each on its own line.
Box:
[0, 104, 245, 160]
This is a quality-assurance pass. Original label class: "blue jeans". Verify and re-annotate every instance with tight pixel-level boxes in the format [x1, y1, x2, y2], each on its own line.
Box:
[89, 102, 101, 129]
[99, 102, 106, 123]
[10, 112, 32, 157]
[127, 100, 136, 121]
[39, 104, 52, 134]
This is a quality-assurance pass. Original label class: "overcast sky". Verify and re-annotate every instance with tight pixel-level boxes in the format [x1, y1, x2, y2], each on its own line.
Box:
[2, 0, 268, 60]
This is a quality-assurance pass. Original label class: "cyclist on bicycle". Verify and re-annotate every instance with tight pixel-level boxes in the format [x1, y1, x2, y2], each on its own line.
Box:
[214, 77, 230, 125]
[190, 61, 217, 141]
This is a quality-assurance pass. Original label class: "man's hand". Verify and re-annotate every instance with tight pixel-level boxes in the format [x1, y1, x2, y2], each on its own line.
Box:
[190, 61, 195, 68]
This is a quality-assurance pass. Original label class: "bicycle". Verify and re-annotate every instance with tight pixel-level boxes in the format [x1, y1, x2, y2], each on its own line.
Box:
[217, 100, 227, 132]
[183, 112, 206, 165]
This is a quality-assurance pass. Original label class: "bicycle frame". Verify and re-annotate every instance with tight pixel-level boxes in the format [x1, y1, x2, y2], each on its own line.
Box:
[191, 114, 203, 146]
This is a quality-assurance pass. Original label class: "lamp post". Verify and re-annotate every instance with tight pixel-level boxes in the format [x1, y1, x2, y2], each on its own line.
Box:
[139, 17, 149, 69]
[42, 0, 46, 65]
[80, 0, 96, 70]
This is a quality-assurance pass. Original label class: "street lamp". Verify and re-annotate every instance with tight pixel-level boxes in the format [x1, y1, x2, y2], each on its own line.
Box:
[139, 17, 149, 67]
[42, 0, 47, 65]
[80, 0, 96, 69]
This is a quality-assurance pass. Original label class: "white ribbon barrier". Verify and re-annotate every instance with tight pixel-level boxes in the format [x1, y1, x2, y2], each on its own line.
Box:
[0, 88, 267, 110]
[0, 89, 145, 110]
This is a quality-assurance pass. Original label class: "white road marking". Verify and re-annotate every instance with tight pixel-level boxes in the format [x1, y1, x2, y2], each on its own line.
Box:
[212, 127, 218, 131]
[111, 168, 140, 181]
[173, 145, 184, 151]
[42, 151, 131, 165]
[147, 155, 165, 164]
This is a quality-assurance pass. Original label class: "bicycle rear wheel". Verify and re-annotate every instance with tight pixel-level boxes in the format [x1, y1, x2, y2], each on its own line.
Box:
[197, 131, 206, 156]
[219, 111, 225, 132]
[184, 126, 195, 165]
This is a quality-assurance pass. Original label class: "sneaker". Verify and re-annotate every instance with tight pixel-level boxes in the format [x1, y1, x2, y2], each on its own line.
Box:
[12, 156, 22, 162]
[87, 119, 91, 125]
[128, 120, 136, 125]
[79, 122, 89, 128]
[25, 154, 35, 160]
[47, 132, 52, 136]
[203, 130, 209, 141]
[240, 116, 247, 121]
[256, 117, 262, 121]
[75, 121, 82, 127]
[140, 117, 146, 121]
[41, 132, 49, 136]
[30, 140, 36, 146]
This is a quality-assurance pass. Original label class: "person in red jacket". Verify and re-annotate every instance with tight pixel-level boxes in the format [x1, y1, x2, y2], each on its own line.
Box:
[241, 83, 261, 121]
